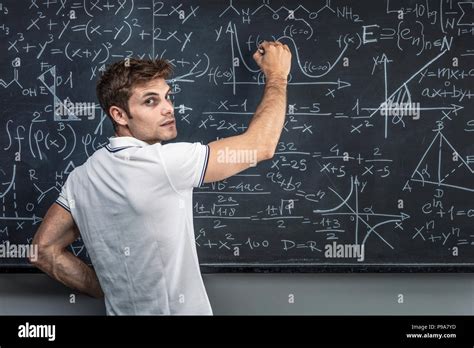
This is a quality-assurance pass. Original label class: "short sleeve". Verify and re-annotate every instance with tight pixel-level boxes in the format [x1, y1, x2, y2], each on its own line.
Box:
[55, 179, 71, 212]
[160, 142, 210, 191]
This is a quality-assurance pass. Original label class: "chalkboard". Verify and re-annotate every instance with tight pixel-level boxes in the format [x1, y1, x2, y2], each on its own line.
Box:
[0, 0, 473, 272]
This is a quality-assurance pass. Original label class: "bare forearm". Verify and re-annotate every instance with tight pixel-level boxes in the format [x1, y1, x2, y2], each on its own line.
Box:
[246, 76, 288, 153]
[37, 250, 104, 298]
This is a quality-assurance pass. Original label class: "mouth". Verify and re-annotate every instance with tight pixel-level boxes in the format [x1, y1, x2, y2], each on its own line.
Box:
[160, 119, 175, 127]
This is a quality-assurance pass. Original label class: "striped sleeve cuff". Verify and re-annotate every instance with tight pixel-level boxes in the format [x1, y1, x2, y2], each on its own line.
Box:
[55, 198, 71, 212]
[197, 144, 210, 188]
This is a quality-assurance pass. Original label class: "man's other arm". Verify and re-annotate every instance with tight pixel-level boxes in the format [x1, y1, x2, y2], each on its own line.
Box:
[30, 203, 104, 298]
[203, 40, 291, 183]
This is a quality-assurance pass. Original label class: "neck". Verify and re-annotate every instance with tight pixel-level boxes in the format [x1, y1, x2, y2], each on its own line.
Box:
[113, 129, 161, 145]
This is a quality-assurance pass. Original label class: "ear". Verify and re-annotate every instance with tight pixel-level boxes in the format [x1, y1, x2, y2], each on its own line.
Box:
[109, 106, 129, 127]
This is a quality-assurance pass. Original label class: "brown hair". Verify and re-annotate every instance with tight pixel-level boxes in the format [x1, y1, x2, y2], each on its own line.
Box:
[96, 58, 173, 129]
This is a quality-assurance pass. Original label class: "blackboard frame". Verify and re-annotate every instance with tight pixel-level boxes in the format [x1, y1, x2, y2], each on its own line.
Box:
[1, 264, 474, 273]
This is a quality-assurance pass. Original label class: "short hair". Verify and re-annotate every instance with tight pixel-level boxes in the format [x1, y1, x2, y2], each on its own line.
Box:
[96, 58, 173, 129]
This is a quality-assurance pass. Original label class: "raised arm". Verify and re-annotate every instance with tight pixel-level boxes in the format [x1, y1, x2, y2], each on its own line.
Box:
[30, 203, 104, 298]
[203, 40, 291, 183]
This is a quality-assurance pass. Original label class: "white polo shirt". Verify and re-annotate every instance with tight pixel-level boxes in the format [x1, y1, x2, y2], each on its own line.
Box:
[55, 136, 212, 315]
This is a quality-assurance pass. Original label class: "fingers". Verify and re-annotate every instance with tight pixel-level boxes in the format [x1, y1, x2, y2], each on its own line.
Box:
[258, 40, 271, 49]
[271, 41, 290, 52]
[257, 40, 290, 53]
[253, 50, 263, 62]
[259, 40, 282, 49]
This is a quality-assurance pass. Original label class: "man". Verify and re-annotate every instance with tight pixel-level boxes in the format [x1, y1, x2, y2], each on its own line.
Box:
[30, 41, 291, 315]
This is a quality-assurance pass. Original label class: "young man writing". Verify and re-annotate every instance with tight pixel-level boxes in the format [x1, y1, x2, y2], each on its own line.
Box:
[30, 41, 292, 315]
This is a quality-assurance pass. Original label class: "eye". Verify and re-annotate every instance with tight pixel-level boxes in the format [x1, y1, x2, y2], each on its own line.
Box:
[166, 92, 175, 102]
[144, 98, 157, 106]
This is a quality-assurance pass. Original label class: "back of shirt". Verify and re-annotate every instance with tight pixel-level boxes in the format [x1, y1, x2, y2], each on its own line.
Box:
[56, 136, 212, 315]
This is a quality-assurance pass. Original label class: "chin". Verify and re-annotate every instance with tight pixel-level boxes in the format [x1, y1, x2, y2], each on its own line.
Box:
[160, 131, 178, 142]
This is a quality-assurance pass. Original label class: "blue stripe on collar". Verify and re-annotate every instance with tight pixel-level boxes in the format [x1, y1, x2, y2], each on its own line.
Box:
[105, 145, 135, 153]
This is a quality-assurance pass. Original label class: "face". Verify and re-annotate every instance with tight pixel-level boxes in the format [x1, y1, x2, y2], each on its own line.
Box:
[118, 78, 177, 144]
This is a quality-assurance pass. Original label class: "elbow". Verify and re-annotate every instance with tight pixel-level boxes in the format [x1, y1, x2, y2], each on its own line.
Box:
[29, 243, 50, 268]
[264, 147, 275, 160]
[260, 143, 277, 161]
[28, 244, 42, 266]
[244, 130, 277, 162]
[30, 232, 50, 267]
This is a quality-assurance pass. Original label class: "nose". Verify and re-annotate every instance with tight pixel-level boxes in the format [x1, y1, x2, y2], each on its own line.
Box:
[161, 98, 174, 116]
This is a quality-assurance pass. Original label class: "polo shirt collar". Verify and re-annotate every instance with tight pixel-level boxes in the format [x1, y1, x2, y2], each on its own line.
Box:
[108, 136, 151, 150]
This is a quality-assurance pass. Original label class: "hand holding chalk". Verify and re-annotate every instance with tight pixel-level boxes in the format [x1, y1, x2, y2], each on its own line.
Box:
[252, 40, 292, 81]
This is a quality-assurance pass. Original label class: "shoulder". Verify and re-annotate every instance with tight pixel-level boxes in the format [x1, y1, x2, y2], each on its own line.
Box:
[66, 147, 107, 179]
[160, 142, 207, 155]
